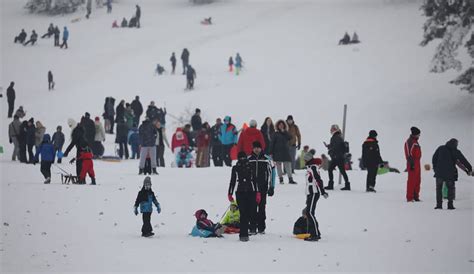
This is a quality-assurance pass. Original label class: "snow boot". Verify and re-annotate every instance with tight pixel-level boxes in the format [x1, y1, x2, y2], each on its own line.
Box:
[366, 187, 376, 193]
[304, 235, 320, 242]
[91, 177, 96, 185]
[139, 168, 144, 175]
[324, 181, 334, 190]
[279, 177, 284, 184]
[258, 230, 265, 235]
[447, 201, 455, 210]
[289, 178, 297, 184]
[44, 177, 51, 184]
[152, 168, 159, 175]
[414, 197, 421, 202]
[341, 183, 351, 191]
[434, 203, 442, 209]
[249, 230, 257, 236]
[239, 236, 249, 242]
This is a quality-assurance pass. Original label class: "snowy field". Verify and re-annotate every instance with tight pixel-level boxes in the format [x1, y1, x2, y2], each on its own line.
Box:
[1, 0, 473, 273]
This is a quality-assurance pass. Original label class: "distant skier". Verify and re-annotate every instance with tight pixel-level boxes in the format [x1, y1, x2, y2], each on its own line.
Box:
[48, 71, 54, 90]
[404, 127, 422, 202]
[134, 176, 161, 237]
[235, 53, 243, 75]
[186, 65, 196, 90]
[14, 29, 27, 44]
[41, 23, 54, 38]
[135, 5, 141, 28]
[53, 26, 60, 46]
[324, 124, 350, 190]
[23, 30, 38, 46]
[181, 48, 190, 74]
[7, 81, 15, 118]
[362, 130, 383, 192]
[228, 56, 234, 72]
[34, 134, 55, 184]
[60, 27, 69, 49]
[170, 52, 176, 74]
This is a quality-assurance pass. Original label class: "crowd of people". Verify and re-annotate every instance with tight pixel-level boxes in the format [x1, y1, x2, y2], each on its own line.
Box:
[14, 24, 69, 49]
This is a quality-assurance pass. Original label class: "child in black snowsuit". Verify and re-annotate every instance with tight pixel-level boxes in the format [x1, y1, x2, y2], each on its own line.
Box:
[134, 176, 161, 237]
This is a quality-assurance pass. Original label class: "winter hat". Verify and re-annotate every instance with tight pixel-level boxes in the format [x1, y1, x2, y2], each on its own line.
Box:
[287, 115, 293, 121]
[252, 141, 262, 149]
[95, 117, 100, 122]
[67, 118, 77, 128]
[304, 149, 316, 162]
[249, 119, 257, 128]
[195, 209, 207, 220]
[85, 112, 90, 118]
[237, 151, 247, 160]
[28, 118, 34, 123]
[369, 130, 378, 138]
[143, 176, 152, 189]
[330, 124, 341, 134]
[195, 108, 201, 113]
[410, 126, 420, 136]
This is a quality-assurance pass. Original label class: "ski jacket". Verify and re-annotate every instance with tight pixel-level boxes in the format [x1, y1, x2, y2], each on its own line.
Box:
[191, 114, 202, 131]
[248, 152, 275, 192]
[432, 139, 472, 181]
[82, 118, 96, 145]
[404, 136, 421, 170]
[52, 131, 65, 150]
[171, 128, 189, 153]
[229, 158, 257, 194]
[35, 134, 55, 162]
[210, 123, 222, 146]
[115, 103, 125, 122]
[62, 28, 69, 40]
[328, 131, 345, 160]
[270, 130, 291, 162]
[219, 120, 238, 145]
[115, 122, 129, 143]
[221, 203, 240, 225]
[134, 189, 160, 213]
[237, 127, 265, 156]
[130, 99, 143, 118]
[287, 123, 301, 146]
[196, 129, 210, 148]
[26, 124, 36, 146]
[138, 120, 157, 147]
[181, 49, 189, 62]
[305, 159, 326, 196]
[362, 137, 383, 167]
[8, 119, 21, 138]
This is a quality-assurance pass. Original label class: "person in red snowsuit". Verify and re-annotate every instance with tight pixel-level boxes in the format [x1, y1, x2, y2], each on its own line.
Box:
[237, 120, 266, 156]
[79, 147, 96, 185]
[404, 127, 421, 202]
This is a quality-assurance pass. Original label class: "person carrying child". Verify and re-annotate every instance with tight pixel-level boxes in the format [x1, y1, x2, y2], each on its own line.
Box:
[304, 149, 328, 241]
[193, 209, 225, 238]
[134, 176, 161, 237]
[34, 134, 55, 184]
[221, 201, 240, 233]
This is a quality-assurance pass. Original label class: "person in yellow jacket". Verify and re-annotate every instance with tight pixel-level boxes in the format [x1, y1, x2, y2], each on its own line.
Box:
[221, 201, 240, 228]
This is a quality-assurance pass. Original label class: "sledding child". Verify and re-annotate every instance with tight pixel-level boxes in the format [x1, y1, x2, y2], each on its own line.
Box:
[228, 56, 234, 72]
[293, 208, 309, 236]
[34, 134, 55, 184]
[128, 127, 140, 159]
[176, 144, 192, 168]
[134, 176, 161, 237]
[72, 145, 96, 185]
[304, 150, 328, 241]
[191, 209, 225, 238]
[221, 201, 240, 233]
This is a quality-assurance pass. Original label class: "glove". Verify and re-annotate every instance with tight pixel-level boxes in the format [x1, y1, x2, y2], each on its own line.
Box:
[156, 204, 161, 214]
[69, 158, 76, 164]
[256, 192, 261, 204]
[134, 207, 138, 216]
[228, 194, 234, 202]
[297, 144, 301, 150]
[9, 138, 12, 144]
[323, 193, 329, 199]
[267, 187, 274, 197]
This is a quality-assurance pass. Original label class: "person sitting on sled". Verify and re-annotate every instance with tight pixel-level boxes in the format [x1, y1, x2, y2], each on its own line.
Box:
[201, 17, 212, 25]
[293, 208, 309, 236]
[191, 209, 225, 238]
[221, 201, 240, 231]
[176, 144, 193, 168]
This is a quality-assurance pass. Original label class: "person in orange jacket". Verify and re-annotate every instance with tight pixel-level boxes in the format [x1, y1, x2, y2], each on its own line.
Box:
[404, 127, 421, 202]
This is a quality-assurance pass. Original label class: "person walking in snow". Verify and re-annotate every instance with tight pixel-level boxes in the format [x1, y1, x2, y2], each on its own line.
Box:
[270, 120, 296, 184]
[135, 5, 141, 28]
[286, 115, 301, 174]
[52, 125, 65, 163]
[60, 26, 69, 49]
[432, 139, 472, 210]
[8, 115, 21, 161]
[138, 118, 158, 175]
[237, 119, 265, 156]
[53, 26, 60, 46]
[303, 149, 328, 241]
[106, 0, 112, 13]
[7, 81, 15, 118]
[325, 124, 350, 190]
[48, 71, 54, 90]
[181, 48, 190, 74]
[248, 141, 275, 234]
[86, 0, 92, 19]
[228, 56, 234, 72]
[170, 52, 177, 74]
[134, 176, 161, 237]
[235, 53, 243, 75]
[34, 134, 55, 184]
[23, 30, 38, 46]
[186, 65, 196, 90]
[362, 130, 383, 192]
[228, 151, 260, 242]
[210, 118, 223, 167]
[404, 127, 422, 202]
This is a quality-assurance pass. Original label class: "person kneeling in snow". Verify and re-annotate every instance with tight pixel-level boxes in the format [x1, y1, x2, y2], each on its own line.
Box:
[176, 144, 193, 168]
[221, 201, 240, 233]
[34, 134, 55, 184]
[191, 209, 225, 238]
[134, 176, 161, 237]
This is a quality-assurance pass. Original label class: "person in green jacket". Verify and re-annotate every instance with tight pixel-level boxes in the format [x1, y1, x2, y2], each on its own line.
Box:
[296, 146, 310, 169]
[221, 201, 240, 228]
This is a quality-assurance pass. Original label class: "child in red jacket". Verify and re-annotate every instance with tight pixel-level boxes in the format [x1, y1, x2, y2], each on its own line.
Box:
[76, 146, 96, 185]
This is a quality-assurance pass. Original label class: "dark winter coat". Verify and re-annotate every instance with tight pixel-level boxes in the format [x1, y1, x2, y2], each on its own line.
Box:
[170, 55, 176, 65]
[115, 121, 129, 143]
[191, 114, 202, 131]
[82, 117, 96, 145]
[8, 119, 21, 139]
[248, 152, 275, 192]
[293, 216, 308, 235]
[362, 137, 383, 167]
[104, 97, 115, 119]
[64, 125, 87, 156]
[328, 131, 345, 160]
[270, 131, 291, 162]
[35, 134, 55, 162]
[26, 124, 36, 146]
[135, 5, 141, 19]
[7, 84, 15, 103]
[128, 128, 140, 147]
[116, 103, 125, 122]
[181, 49, 189, 63]
[260, 124, 275, 153]
[186, 66, 196, 80]
[131, 99, 143, 118]
[210, 123, 222, 146]
[138, 120, 157, 147]
[52, 131, 65, 150]
[229, 158, 257, 194]
[432, 139, 472, 182]
[19, 121, 28, 144]
[146, 105, 159, 121]
[48, 71, 53, 83]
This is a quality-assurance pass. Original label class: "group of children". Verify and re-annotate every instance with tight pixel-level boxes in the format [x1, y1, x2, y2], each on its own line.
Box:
[13, 24, 69, 49]
[338, 31, 360, 45]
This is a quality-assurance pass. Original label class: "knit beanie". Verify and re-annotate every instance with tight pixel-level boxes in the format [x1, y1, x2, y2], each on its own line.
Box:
[410, 126, 420, 136]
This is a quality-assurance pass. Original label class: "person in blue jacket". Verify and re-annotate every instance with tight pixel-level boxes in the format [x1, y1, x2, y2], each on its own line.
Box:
[34, 134, 55, 184]
[60, 26, 69, 49]
[128, 127, 140, 159]
[176, 144, 193, 168]
[235, 53, 243, 75]
[220, 116, 238, 167]
[134, 176, 161, 237]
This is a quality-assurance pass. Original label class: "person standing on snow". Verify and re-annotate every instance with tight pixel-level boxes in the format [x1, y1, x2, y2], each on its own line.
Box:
[86, 0, 92, 19]
[48, 71, 54, 90]
[228, 56, 234, 72]
[52, 126, 65, 163]
[135, 5, 141, 28]
[53, 26, 60, 47]
[7, 81, 15, 118]
[404, 127, 422, 202]
[134, 176, 161, 237]
[131, 96, 143, 127]
[432, 139, 472, 210]
[237, 119, 265, 156]
[186, 65, 196, 90]
[8, 115, 21, 161]
[155, 120, 169, 167]
[138, 118, 158, 175]
[260, 117, 275, 156]
[270, 120, 296, 184]
[286, 115, 301, 174]
[220, 116, 238, 167]
[235, 53, 243, 75]
[64, 118, 88, 177]
[362, 130, 383, 192]
[60, 26, 69, 49]
[228, 151, 260, 242]
[34, 134, 55, 184]
[210, 118, 223, 167]
[325, 124, 350, 190]
[170, 52, 177, 74]
[181, 48, 190, 75]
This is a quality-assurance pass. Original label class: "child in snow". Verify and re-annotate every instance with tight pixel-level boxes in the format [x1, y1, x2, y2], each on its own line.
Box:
[221, 201, 240, 232]
[121, 18, 128, 28]
[235, 53, 243, 75]
[293, 208, 309, 236]
[134, 176, 161, 237]
[351, 32, 360, 44]
[296, 145, 310, 170]
[191, 209, 225, 238]
[112, 20, 119, 28]
[155, 64, 165, 75]
[176, 144, 192, 168]
[52, 126, 65, 163]
[34, 134, 55, 184]
[128, 127, 140, 159]
[228, 56, 234, 72]
[338, 32, 350, 45]
[72, 146, 96, 185]
[304, 150, 328, 241]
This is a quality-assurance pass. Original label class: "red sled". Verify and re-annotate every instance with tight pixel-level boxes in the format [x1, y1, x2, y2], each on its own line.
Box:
[230, 145, 238, 160]
[224, 226, 240, 234]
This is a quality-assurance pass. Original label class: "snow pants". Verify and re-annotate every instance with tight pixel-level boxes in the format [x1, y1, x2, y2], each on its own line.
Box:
[406, 163, 421, 201]
[156, 145, 165, 167]
[222, 144, 233, 167]
[306, 193, 321, 238]
[328, 157, 349, 185]
[139, 147, 156, 169]
[40, 161, 52, 179]
[366, 164, 378, 190]
[141, 212, 152, 235]
[236, 191, 257, 238]
[211, 144, 223, 167]
[80, 159, 95, 181]
[255, 192, 267, 232]
[436, 178, 454, 205]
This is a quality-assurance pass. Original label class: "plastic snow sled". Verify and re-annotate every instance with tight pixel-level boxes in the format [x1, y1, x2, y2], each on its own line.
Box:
[190, 225, 214, 238]
[100, 155, 121, 162]
[295, 233, 311, 239]
[224, 226, 240, 234]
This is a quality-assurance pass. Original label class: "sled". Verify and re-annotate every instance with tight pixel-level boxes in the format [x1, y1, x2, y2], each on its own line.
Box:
[100, 156, 121, 162]
[224, 226, 240, 234]
[295, 233, 311, 240]
[53, 164, 79, 184]
[190, 225, 214, 238]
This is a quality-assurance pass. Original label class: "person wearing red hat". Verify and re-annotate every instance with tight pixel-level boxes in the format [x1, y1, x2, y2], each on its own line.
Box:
[404, 126, 422, 202]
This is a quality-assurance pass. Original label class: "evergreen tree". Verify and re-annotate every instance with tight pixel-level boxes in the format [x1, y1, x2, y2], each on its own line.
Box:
[420, 0, 473, 93]
[25, 0, 85, 15]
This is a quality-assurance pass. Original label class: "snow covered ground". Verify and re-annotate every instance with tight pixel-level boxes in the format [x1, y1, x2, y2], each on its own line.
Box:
[1, 0, 473, 273]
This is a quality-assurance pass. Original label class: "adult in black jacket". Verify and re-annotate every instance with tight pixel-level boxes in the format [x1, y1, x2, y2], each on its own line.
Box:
[138, 119, 158, 175]
[26, 118, 36, 163]
[41, 23, 54, 38]
[181, 48, 190, 74]
[145, 102, 159, 121]
[325, 124, 350, 190]
[115, 100, 125, 123]
[48, 71, 54, 90]
[210, 118, 223, 166]
[64, 120, 87, 177]
[82, 113, 96, 147]
[191, 108, 202, 132]
[228, 151, 259, 242]
[131, 96, 143, 127]
[432, 139, 472, 209]
[135, 5, 141, 28]
[260, 117, 275, 155]
[23, 30, 38, 46]
[14, 29, 27, 44]
[170, 52, 177, 74]
[7, 82, 15, 118]
[115, 119, 129, 159]
[18, 121, 28, 163]
[270, 120, 296, 184]
[362, 130, 383, 192]
[248, 141, 275, 234]
[186, 65, 196, 90]
[53, 26, 60, 46]
[103, 97, 115, 133]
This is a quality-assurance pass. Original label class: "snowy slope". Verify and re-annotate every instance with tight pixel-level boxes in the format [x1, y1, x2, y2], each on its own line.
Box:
[1, 0, 473, 273]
